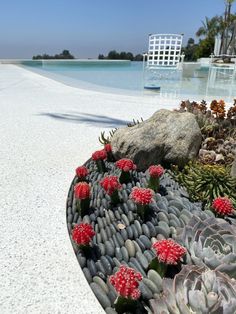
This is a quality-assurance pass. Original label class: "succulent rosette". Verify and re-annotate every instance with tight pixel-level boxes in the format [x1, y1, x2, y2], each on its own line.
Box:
[177, 214, 236, 278]
[149, 265, 236, 314]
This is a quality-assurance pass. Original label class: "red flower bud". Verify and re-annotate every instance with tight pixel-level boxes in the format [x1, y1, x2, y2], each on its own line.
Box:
[212, 197, 234, 216]
[76, 166, 89, 178]
[109, 266, 142, 300]
[92, 149, 107, 161]
[100, 176, 121, 195]
[72, 223, 95, 246]
[148, 165, 164, 178]
[116, 158, 136, 172]
[130, 187, 153, 205]
[74, 182, 90, 199]
[152, 239, 186, 265]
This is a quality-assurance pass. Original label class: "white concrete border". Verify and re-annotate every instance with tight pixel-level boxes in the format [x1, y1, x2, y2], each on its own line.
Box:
[0, 64, 186, 313]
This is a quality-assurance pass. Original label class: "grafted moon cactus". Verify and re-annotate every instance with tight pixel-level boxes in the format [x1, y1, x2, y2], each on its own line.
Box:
[149, 265, 236, 314]
[177, 214, 236, 278]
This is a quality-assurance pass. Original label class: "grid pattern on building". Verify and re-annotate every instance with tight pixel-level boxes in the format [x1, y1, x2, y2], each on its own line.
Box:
[147, 34, 183, 67]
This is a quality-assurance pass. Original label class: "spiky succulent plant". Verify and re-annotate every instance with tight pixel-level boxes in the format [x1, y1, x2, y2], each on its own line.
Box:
[149, 265, 236, 314]
[177, 214, 236, 278]
[170, 162, 236, 208]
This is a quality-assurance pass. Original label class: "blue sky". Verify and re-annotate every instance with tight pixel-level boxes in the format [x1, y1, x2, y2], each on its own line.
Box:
[0, 0, 233, 58]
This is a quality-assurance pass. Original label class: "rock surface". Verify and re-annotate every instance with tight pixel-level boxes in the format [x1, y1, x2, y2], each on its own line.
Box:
[111, 109, 202, 169]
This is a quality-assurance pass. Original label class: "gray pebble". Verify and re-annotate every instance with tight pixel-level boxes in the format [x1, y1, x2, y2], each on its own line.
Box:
[121, 214, 130, 226]
[139, 282, 153, 299]
[147, 269, 163, 292]
[136, 252, 149, 270]
[100, 229, 108, 243]
[115, 248, 123, 261]
[131, 224, 139, 239]
[98, 243, 105, 256]
[139, 235, 152, 249]
[134, 220, 142, 235]
[83, 267, 92, 283]
[87, 260, 97, 277]
[105, 241, 115, 257]
[142, 224, 150, 238]
[120, 247, 129, 262]
[126, 226, 134, 239]
[90, 283, 111, 309]
[125, 239, 136, 257]
[120, 228, 128, 241]
[116, 233, 125, 246]
[105, 307, 117, 314]
[100, 256, 113, 275]
[93, 276, 109, 293]
[146, 222, 157, 237]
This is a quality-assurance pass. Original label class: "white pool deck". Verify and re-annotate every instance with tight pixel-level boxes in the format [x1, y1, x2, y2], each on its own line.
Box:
[0, 64, 191, 313]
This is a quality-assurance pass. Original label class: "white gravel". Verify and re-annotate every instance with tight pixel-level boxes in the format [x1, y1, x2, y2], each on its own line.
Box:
[0, 64, 184, 314]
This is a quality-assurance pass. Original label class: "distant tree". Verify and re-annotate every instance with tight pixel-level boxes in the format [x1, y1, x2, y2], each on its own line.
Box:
[32, 50, 74, 60]
[182, 38, 199, 61]
[107, 50, 120, 60]
[98, 54, 105, 59]
[134, 54, 143, 61]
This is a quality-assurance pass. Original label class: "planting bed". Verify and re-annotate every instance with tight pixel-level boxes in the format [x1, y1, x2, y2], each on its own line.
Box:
[66, 155, 236, 313]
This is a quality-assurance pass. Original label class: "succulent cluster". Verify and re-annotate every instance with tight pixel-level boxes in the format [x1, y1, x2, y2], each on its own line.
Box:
[68, 127, 236, 313]
[177, 99, 236, 166]
[149, 265, 236, 314]
[177, 214, 236, 278]
[171, 161, 236, 208]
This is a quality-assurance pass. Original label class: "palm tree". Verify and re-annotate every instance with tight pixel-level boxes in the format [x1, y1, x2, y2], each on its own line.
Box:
[221, 0, 236, 54]
[196, 16, 221, 39]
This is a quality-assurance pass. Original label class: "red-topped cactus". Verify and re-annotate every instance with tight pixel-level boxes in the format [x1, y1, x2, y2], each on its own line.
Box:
[110, 266, 144, 313]
[100, 175, 121, 204]
[150, 239, 186, 277]
[130, 187, 153, 220]
[74, 182, 90, 217]
[75, 166, 89, 181]
[92, 149, 107, 173]
[148, 165, 164, 192]
[212, 196, 234, 217]
[104, 143, 114, 162]
[116, 158, 136, 184]
[72, 223, 95, 247]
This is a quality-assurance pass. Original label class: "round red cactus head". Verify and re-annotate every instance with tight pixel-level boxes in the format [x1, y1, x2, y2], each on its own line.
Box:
[152, 239, 186, 265]
[100, 176, 121, 195]
[72, 223, 95, 246]
[115, 158, 136, 172]
[74, 182, 90, 199]
[92, 149, 107, 161]
[130, 187, 153, 205]
[148, 165, 164, 178]
[212, 197, 234, 216]
[109, 266, 142, 300]
[104, 143, 112, 152]
[76, 166, 89, 178]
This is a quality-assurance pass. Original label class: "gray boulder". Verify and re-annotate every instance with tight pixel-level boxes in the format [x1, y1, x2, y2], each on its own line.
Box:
[111, 109, 202, 170]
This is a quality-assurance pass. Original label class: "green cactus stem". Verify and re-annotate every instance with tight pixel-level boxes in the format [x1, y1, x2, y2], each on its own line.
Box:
[95, 160, 107, 173]
[148, 176, 160, 192]
[114, 296, 147, 314]
[76, 198, 90, 217]
[149, 258, 167, 278]
[110, 190, 120, 205]
[119, 170, 131, 184]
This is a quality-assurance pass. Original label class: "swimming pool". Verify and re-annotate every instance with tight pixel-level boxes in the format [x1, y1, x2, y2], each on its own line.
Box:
[20, 60, 236, 100]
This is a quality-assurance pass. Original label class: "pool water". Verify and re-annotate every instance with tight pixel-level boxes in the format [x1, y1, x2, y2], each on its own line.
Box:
[20, 60, 236, 100]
